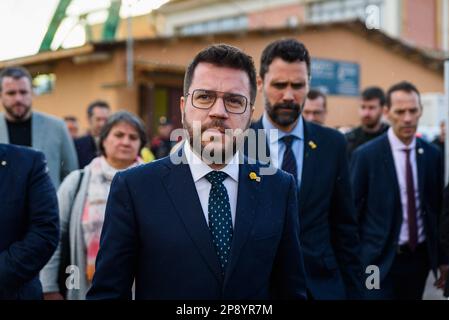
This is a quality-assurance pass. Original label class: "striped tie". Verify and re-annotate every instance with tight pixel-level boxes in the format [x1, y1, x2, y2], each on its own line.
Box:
[281, 135, 297, 183]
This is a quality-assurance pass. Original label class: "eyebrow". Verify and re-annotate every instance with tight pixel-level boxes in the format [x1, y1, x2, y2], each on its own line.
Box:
[196, 89, 247, 97]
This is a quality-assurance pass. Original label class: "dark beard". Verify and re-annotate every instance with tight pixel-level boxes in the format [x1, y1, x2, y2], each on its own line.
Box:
[183, 116, 250, 164]
[265, 101, 301, 127]
[5, 103, 32, 122]
[363, 117, 381, 130]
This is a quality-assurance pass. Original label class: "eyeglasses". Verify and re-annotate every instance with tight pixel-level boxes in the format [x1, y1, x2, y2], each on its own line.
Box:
[186, 89, 250, 114]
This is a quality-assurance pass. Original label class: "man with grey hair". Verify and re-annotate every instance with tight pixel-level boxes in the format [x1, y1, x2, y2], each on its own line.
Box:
[0, 66, 78, 188]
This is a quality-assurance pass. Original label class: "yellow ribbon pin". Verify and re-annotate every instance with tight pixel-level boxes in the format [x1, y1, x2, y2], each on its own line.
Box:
[249, 171, 261, 182]
[308, 141, 317, 149]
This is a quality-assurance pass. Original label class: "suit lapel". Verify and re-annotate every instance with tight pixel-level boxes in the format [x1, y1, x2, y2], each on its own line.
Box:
[298, 121, 317, 210]
[0, 114, 9, 143]
[31, 112, 45, 151]
[161, 151, 223, 284]
[0, 145, 6, 184]
[224, 162, 259, 284]
[381, 135, 402, 212]
[250, 118, 271, 160]
[415, 139, 425, 203]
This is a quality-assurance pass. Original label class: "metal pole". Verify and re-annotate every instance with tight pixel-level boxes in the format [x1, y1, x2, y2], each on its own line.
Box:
[126, 9, 134, 87]
[443, 0, 449, 53]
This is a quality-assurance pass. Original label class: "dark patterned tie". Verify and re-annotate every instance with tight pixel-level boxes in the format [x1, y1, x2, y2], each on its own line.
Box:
[281, 135, 298, 183]
[404, 148, 418, 251]
[205, 171, 233, 274]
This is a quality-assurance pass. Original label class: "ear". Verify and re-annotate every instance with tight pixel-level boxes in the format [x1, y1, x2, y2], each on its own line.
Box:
[180, 96, 185, 124]
[257, 75, 264, 93]
[383, 106, 389, 117]
[249, 105, 255, 120]
[417, 108, 423, 120]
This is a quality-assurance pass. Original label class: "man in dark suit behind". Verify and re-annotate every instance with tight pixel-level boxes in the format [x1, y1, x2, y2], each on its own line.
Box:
[0, 143, 59, 299]
[351, 81, 447, 299]
[249, 39, 363, 299]
[87, 44, 307, 300]
[74, 100, 110, 168]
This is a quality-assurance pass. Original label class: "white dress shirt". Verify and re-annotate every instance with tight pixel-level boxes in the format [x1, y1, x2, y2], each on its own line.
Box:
[387, 128, 425, 245]
[184, 142, 239, 228]
[262, 112, 304, 188]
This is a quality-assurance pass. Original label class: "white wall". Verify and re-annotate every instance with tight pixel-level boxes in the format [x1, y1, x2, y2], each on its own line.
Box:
[382, 0, 401, 38]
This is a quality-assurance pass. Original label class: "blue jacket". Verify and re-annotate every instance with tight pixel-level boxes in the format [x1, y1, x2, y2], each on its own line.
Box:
[249, 118, 363, 299]
[350, 134, 444, 299]
[87, 150, 307, 300]
[74, 134, 97, 169]
[0, 143, 59, 299]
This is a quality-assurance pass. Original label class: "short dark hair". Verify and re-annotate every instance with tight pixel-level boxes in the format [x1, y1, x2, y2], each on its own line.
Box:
[99, 111, 147, 157]
[361, 86, 386, 106]
[183, 44, 257, 104]
[386, 81, 421, 109]
[306, 89, 327, 110]
[63, 116, 78, 122]
[87, 100, 110, 118]
[260, 38, 311, 79]
[0, 66, 33, 92]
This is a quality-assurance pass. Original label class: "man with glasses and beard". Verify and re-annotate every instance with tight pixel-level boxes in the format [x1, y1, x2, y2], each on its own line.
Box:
[87, 44, 307, 300]
[250, 39, 363, 299]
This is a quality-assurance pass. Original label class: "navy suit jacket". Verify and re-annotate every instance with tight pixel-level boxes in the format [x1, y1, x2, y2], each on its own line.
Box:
[442, 185, 449, 263]
[0, 144, 59, 299]
[442, 185, 449, 297]
[249, 118, 363, 299]
[87, 150, 307, 300]
[350, 134, 444, 298]
[74, 134, 97, 168]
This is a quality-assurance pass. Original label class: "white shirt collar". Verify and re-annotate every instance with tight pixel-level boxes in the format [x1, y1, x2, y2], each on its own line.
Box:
[183, 142, 239, 183]
[262, 112, 304, 145]
[387, 127, 416, 151]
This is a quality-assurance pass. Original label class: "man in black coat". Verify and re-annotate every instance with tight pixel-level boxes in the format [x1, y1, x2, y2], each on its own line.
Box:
[74, 100, 110, 168]
[0, 143, 59, 299]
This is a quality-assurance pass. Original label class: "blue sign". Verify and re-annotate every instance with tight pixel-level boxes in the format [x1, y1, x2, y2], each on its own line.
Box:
[310, 59, 360, 96]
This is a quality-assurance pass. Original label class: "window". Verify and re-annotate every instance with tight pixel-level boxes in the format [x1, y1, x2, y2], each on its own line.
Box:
[32, 73, 56, 95]
[307, 0, 383, 25]
[178, 16, 248, 36]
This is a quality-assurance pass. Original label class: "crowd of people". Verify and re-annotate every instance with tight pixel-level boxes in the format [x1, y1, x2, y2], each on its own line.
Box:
[0, 38, 448, 300]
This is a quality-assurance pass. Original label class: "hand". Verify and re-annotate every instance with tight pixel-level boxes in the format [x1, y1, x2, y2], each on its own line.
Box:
[434, 265, 449, 290]
[43, 292, 64, 300]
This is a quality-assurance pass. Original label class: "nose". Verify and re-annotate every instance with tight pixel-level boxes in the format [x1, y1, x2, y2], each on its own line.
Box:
[13, 92, 24, 103]
[282, 88, 295, 102]
[208, 96, 229, 119]
[361, 108, 370, 117]
[403, 111, 413, 123]
[120, 135, 133, 146]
